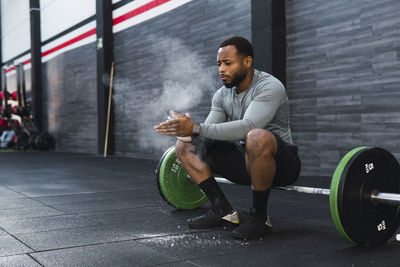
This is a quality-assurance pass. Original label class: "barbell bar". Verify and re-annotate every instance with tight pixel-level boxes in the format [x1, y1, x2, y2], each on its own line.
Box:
[215, 179, 400, 207]
[155, 146, 400, 247]
[215, 178, 332, 196]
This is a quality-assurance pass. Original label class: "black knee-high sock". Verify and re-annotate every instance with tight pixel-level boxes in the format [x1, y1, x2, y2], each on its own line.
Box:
[252, 189, 271, 215]
[199, 177, 233, 213]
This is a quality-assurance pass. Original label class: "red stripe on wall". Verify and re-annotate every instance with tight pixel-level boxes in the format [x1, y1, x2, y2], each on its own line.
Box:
[41, 28, 96, 58]
[6, 0, 172, 72]
[113, 0, 171, 25]
[7, 66, 16, 72]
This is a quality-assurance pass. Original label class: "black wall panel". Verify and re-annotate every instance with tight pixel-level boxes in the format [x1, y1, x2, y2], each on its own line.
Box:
[286, 0, 400, 176]
[42, 43, 97, 153]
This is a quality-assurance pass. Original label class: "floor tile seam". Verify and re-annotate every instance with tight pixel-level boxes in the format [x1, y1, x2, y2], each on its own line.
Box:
[0, 226, 37, 253]
[54, 204, 160, 215]
[0, 186, 76, 215]
[0, 252, 37, 259]
[26, 253, 45, 267]
[0, 184, 29, 198]
[0, 212, 77, 223]
[0, 196, 33, 201]
[3, 215, 145, 236]
[30, 189, 150, 200]
[32, 196, 158, 206]
[72, 212, 164, 224]
[143, 259, 201, 267]
[0, 204, 49, 211]
[25, 234, 190, 257]
[37, 198, 161, 208]
[9, 218, 210, 237]
[72, 212, 107, 225]
[0, 201, 68, 212]
[109, 235, 199, 264]
[27, 241, 108, 255]
[136, 233, 237, 264]
[1, 221, 106, 236]
[32, 200, 160, 216]
[0, 213, 99, 225]
[32, 199, 133, 209]
[74, 205, 165, 216]
[129, 233, 223, 262]
[184, 260, 203, 267]
[96, 236, 193, 262]
[28, 201, 69, 217]
[11, 221, 117, 237]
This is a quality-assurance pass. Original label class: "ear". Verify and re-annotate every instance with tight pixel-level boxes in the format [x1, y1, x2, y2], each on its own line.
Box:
[243, 56, 253, 68]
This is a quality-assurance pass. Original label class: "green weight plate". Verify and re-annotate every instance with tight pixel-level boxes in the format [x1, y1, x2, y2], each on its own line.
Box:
[330, 146, 367, 244]
[155, 147, 174, 204]
[156, 146, 207, 210]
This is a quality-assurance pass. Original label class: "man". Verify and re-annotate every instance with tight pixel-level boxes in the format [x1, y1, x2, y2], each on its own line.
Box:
[154, 36, 301, 239]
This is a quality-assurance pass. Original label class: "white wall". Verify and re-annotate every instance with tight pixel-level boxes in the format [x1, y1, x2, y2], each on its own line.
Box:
[2, 0, 190, 65]
[1, 0, 31, 63]
[40, 0, 95, 41]
[1, 0, 96, 64]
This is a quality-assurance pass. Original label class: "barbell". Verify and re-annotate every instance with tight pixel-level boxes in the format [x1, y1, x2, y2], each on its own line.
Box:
[155, 146, 400, 247]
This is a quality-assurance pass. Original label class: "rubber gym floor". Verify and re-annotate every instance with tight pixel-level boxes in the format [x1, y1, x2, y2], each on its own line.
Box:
[0, 151, 399, 267]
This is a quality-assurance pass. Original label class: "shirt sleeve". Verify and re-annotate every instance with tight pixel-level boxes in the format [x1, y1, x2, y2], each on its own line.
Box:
[204, 90, 227, 124]
[199, 80, 286, 141]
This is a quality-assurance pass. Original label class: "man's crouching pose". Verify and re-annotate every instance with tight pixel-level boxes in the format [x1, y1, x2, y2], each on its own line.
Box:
[154, 36, 301, 239]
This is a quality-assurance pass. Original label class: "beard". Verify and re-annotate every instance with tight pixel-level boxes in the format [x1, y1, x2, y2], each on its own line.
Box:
[223, 67, 247, 88]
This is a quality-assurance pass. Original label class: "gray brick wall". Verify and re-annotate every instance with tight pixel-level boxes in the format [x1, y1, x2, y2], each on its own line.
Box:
[286, 0, 400, 176]
[42, 43, 97, 153]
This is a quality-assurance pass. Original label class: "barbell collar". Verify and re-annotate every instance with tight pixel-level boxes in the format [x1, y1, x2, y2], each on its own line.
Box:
[215, 177, 234, 184]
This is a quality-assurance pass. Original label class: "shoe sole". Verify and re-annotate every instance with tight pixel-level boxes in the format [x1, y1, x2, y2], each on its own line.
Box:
[188, 220, 238, 229]
[232, 228, 272, 240]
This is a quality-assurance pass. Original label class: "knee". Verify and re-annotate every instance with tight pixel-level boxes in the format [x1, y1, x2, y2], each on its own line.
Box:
[245, 129, 277, 157]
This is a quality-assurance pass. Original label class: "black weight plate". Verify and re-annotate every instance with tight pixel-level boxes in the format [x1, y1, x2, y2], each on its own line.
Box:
[35, 131, 55, 150]
[338, 147, 400, 247]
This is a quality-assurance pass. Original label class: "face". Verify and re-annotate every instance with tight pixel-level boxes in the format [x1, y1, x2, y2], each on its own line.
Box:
[217, 45, 251, 88]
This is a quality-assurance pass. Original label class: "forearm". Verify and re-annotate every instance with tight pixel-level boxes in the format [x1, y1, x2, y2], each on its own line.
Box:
[200, 119, 255, 141]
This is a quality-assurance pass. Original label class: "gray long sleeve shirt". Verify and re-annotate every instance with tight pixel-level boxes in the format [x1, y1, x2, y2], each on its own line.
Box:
[199, 69, 294, 144]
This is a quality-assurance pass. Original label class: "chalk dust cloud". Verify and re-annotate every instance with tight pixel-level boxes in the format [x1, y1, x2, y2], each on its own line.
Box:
[112, 36, 220, 156]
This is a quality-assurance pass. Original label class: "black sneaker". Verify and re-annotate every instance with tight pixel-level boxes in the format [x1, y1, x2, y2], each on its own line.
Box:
[187, 209, 239, 229]
[232, 210, 272, 239]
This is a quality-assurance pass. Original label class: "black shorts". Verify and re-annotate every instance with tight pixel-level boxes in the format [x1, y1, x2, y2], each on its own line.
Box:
[192, 133, 301, 187]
